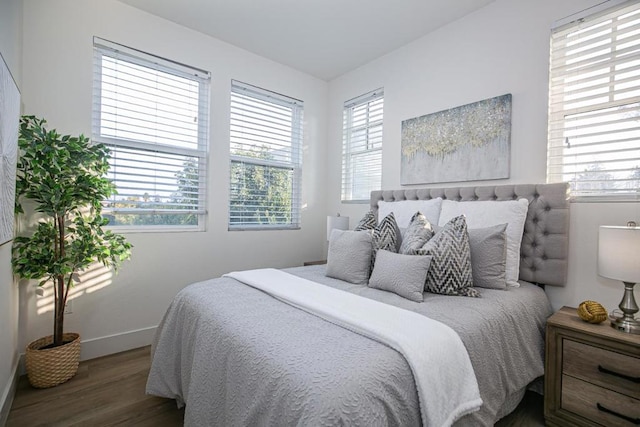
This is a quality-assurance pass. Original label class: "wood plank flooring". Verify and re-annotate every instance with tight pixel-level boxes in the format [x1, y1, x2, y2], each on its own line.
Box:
[7, 347, 183, 427]
[8, 346, 543, 426]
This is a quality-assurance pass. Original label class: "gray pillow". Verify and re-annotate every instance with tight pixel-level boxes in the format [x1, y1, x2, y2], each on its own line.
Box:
[417, 215, 480, 298]
[468, 224, 508, 289]
[369, 250, 431, 302]
[400, 211, 434, 255]
[432, 222, 508, 290]
[326, 229, 373, 284]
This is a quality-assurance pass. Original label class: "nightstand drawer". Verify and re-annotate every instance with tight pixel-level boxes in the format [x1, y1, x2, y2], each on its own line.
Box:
[562, 375, 640, 427]
[563, 339, 640, 399]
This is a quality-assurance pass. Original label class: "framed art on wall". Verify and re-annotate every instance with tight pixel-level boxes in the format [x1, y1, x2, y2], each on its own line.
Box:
[401, 94, 512, 185]
[0, 52, 20, 246]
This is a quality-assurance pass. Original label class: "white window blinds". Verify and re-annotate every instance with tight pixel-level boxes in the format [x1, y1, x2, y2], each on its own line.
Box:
[547, 1, 640, 201]
[342, 89, 384, 202]
[92, 38, 210, 229]
[229, 81, 303, 229]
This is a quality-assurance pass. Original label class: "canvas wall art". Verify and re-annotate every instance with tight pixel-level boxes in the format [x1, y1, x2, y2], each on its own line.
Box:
[401, 93, 512, 185]
[0, 53, 20, 246]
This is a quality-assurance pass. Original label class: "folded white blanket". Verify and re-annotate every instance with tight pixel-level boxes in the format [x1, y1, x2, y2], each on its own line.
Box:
[225, 268, 482, 427]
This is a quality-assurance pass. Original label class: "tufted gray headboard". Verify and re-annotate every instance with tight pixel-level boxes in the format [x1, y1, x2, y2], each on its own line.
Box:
[370, 183, 570, 287]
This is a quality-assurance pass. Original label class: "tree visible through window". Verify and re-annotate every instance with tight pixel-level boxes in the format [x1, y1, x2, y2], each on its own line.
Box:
[229, 81, 303, 229]
[92, 38, 210, 229]
[547, 2, 640, 200]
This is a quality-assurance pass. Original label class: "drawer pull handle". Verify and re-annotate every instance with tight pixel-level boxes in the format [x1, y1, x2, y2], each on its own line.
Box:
[597, 403, 640, 424]
[598, 365, 640, 383]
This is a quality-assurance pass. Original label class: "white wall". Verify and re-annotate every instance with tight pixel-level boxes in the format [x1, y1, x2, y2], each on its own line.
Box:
[327, 0, 639, 312]
[0, 0, 22, 421]
[14, 0, 640, 368]
[20, 0, 328, 359]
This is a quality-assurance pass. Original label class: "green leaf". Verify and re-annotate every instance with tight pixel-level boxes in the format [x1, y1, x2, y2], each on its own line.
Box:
[12, 115, 133, 338]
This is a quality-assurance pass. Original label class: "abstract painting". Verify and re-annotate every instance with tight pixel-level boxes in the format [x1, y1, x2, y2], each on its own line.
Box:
[401, 94, 511, 185]
[0, 53, 20, 246]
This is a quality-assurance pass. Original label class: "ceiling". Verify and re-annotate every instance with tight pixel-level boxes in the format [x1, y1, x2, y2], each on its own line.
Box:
[118, 0, 495, 81]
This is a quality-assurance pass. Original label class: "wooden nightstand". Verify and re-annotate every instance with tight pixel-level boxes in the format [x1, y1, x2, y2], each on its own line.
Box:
[544, 306, 640, 426]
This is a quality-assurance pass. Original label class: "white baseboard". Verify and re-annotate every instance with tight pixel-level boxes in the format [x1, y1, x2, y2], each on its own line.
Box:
[79, 326, 157, 361]
[0, 358, 20, 427]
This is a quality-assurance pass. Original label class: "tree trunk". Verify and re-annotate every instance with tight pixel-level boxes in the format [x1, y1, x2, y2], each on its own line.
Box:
[53, 215, 66, 347]
[54, 274, 65, 346]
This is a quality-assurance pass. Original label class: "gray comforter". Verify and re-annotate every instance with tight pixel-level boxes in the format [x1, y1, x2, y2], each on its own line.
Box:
[146, 265, 552, 426]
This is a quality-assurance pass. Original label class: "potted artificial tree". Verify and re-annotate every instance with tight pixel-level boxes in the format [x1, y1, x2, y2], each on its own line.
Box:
[12, 115, 132, 388]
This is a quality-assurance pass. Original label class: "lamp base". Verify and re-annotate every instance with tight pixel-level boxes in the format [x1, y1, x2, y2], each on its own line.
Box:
[610, 281, 640, 335]
[610, 315, 640, 334]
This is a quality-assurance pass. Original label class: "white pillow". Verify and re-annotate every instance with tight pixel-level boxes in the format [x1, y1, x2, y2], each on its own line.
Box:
[438, 199, 529, 287]
[378, 198, 442, 229]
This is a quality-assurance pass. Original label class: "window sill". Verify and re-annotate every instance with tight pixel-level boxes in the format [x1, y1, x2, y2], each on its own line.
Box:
[106, 225, 204, 233]
[569, 195, 640, 203]
[228, 226, 301, 231]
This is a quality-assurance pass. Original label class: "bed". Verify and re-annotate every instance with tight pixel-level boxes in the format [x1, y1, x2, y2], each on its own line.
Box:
[146, 182, 570, 426]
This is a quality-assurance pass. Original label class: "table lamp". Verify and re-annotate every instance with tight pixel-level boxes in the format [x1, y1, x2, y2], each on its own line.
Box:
[598, 222, 640, 334]
[326, 214, 349, 241]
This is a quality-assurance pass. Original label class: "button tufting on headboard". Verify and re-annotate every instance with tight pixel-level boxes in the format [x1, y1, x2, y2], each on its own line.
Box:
[370, 182, 570, 287]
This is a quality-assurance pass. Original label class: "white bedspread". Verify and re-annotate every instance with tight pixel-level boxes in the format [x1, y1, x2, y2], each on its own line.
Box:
[225, 268, 482, 427]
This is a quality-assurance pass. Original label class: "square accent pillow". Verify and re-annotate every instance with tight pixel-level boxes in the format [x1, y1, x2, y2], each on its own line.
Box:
[354, 211, 402, 270]
[417, 215, 480, 298]
[354, 210, 376, 231]
[468, 224, 508, 289]
[326, 229, 373, 284]
[371, 213, 401, 270]
[439, 199, 529, 287]
[400, 211, 435, 255]
[369, 250, 431, 302]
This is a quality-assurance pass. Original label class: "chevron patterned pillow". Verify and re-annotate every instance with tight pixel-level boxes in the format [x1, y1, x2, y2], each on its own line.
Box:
[373, 212, 401, 250]
[354, 211, 402, 272]
[354, 210, 376, 231]
[418, 215, 480, 298]
[400, 211, 434, 255]
[368, 212, 400, 272]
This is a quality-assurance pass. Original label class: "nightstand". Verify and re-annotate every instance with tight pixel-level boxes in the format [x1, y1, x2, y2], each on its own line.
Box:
[544, 306, 640, 426]
[303, 260, 326, 266]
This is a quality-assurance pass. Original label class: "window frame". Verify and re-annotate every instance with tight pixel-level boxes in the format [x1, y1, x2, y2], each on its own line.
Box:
[92, 37, 211, 232]
[546, 1, 640, 202]
[228, 80, 303, 231]
[341, 88, 384, 203]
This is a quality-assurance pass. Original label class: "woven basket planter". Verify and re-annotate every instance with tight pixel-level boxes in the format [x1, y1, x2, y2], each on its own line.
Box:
[25, 332, 81, 388]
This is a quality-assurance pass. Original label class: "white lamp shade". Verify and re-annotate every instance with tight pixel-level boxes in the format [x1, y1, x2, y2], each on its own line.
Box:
[327, 215, 349, 240]
[598, 226, 640, 283]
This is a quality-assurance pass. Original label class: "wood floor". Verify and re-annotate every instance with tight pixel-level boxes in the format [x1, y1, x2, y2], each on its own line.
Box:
[7, 347, 183, 427]
[7, 346, 544, 426]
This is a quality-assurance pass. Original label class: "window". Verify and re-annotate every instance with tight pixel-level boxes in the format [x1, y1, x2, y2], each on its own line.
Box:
[342, 89, 384, 202]
[547, 1, 640, 201]
[92, 38, 210, 230]
[229, 81, 303, 229]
